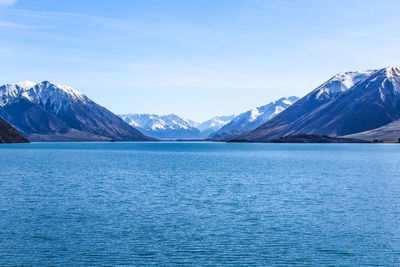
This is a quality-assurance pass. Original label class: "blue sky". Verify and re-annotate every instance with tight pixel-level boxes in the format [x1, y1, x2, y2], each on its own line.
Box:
[1, 0, 400, 121]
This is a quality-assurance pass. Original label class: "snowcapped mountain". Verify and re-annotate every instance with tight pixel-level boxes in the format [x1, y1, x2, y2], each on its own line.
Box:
[0, 81, 153, 141]
[187, 119, 200, 128]
[120, 113, 202, 139]
[212, 96, 299, 139]
[309, 70, 376, 102]
[0, 81, 86, 109]
[196, 115, 235, 137]
[227, 66, 400, 142]
[120, 114, 235, 139]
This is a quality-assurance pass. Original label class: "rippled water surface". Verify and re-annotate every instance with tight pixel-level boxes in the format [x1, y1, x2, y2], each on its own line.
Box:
[0, 142, 400, 266]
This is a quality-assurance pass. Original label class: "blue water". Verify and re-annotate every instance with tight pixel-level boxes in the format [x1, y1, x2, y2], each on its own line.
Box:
[0, 142, 399, 266]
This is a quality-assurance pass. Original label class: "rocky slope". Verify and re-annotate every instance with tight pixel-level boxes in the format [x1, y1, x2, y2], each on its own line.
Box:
[344, 120, 400, 142]
[0, 117, 29, 143]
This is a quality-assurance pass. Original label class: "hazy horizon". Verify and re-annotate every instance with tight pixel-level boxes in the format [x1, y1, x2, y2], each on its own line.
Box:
[1, 0, 400, 121]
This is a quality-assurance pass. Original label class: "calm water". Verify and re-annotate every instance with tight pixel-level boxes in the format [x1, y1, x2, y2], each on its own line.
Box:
[0, 142, 399, 266]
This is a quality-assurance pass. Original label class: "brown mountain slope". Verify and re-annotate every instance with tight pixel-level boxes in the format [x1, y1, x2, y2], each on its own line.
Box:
[0, 117, 29, 143]
[344, 120, 400, 142]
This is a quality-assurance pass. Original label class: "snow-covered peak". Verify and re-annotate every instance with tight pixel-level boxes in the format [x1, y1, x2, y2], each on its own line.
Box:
[196, 115, 235, 132]
[120, 113, 196, 131]
[311, 70, 377, 100]
[242, 96, 299, 123]
[363, 66, 400, 100]
[0, 80, 87, 110]
[119, 113, 204, 139]
[15, 81, 37, 89]
[380, 66, 400, 78]
[307, 66, 400, 103]
[186, 119, 200, 128]
[35, 81, 86, 101]
[211, 96, 299, 139]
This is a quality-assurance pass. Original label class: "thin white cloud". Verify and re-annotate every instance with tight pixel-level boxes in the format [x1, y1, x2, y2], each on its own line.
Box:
[0, 20, 36, 29]
[0, 0, 17, 6]
[7, 9, 128, 27]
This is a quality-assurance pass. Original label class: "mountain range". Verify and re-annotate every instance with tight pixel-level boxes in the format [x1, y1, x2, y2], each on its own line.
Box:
[2, 66, 400, 143]
[120, 114, 234, 139]
[212, 96, 299, 139]
[0, 81, 153, 142]
[119, 98, 304, 140]
[227, 66, 400, 142]
[195, 115, 235, 137]
[119, 114, 202, 140]
[119, 96, 300, 140]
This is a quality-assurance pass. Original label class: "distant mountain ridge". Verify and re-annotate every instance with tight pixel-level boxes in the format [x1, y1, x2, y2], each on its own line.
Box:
[0, 81, 153, 142]
[120, 114, 235, 139]
[120, 113, 202, 139]
[196, 115, 235, 137]
[227, 66, 400, 142]
[212, 96, 298, 139]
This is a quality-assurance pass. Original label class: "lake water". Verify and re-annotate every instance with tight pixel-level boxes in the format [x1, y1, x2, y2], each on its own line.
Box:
[0, 142, 399, 266]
